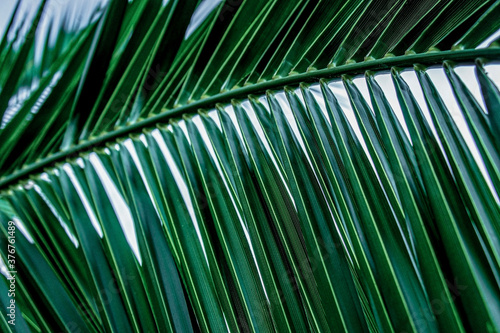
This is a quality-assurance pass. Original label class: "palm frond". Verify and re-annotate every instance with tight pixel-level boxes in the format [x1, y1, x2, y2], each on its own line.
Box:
[0, 0, 499, 332]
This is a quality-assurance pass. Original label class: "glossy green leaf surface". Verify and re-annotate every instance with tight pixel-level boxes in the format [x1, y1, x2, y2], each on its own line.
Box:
[0, 0, 499, 332]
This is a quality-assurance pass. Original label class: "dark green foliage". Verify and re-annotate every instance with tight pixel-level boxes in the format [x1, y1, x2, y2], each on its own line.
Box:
[0, 0, 499, 332]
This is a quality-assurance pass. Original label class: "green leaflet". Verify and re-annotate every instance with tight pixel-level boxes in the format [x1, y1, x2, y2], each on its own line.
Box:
[0, 0, 47, 120]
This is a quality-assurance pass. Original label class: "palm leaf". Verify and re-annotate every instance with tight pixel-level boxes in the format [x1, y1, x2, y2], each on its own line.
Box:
[0, 0, 499, 331]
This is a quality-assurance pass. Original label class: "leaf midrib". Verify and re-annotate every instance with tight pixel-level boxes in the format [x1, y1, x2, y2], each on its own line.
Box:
[0, 47, 498, 190]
